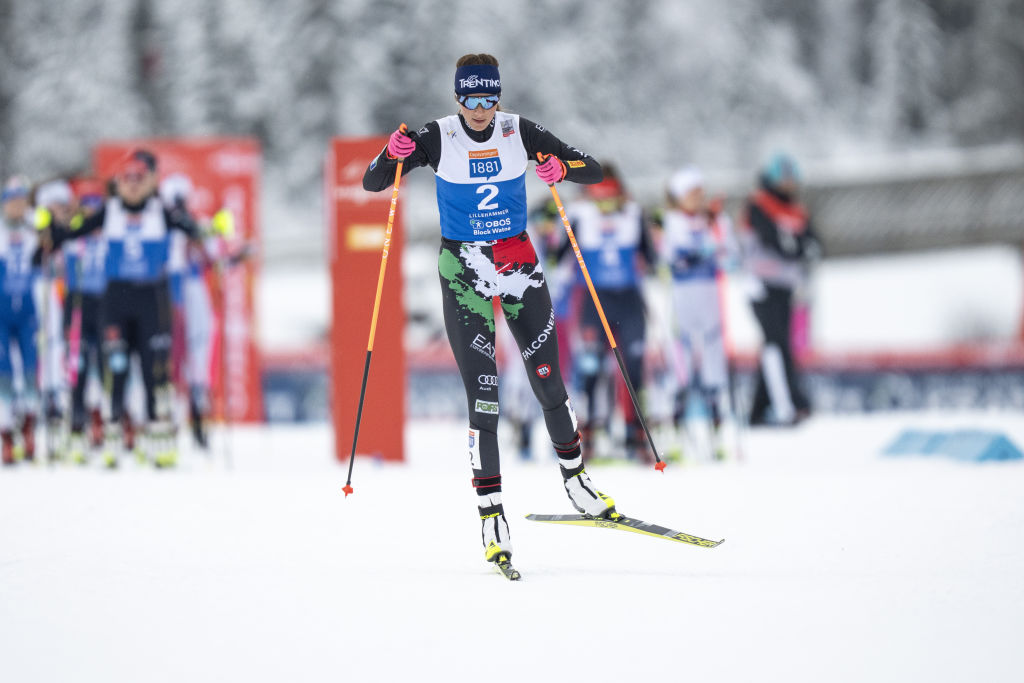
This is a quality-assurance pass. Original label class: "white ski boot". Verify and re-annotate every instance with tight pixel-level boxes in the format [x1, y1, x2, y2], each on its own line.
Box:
[556, 434, 618, 519]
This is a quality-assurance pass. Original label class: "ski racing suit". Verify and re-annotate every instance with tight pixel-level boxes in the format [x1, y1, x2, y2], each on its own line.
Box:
[659, 206, 738, 426]
[53, 195, 200, 428]
[561, 197, 655, 457]
[0, 216, 41, 434]
[63, 232, 107, 433]
[363, 112, 604, 556]
[740, 183, 820, 425]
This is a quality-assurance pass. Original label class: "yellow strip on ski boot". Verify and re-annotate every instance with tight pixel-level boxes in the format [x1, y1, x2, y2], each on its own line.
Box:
[486, 543, 521, 581]
[145, 421, 178, 469]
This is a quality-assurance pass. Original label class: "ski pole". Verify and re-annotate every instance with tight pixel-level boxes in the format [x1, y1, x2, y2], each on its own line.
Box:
[344, 125, 408, 497]
[537, 153, 666, 471]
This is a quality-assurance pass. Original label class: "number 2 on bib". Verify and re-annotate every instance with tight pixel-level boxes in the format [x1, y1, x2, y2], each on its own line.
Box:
[476, 184, 499, 211]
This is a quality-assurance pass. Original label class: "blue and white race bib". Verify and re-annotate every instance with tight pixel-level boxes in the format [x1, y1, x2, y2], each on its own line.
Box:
[434, 112, 529, 241]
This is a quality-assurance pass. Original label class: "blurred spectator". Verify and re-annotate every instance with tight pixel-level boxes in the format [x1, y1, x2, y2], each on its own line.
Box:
[44, 149, 203, 467]
[161, 172, 235, 451]
[63, 178, 109, 460]
[739, 153, 821, 426]
[655, 164, 740, 458]
[560, 163, 657, 461]
[0, 175, 42, 463]
[34, 180, 75, 433]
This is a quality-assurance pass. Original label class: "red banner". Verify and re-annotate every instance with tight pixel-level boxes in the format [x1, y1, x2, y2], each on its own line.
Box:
[327, 137, 405, 462]
[93, 138, 264, 422]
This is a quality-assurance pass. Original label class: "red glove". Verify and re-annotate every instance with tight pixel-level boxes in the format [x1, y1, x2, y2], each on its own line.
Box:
[535, 154, 567, 184]
[387, 125, 415, 159]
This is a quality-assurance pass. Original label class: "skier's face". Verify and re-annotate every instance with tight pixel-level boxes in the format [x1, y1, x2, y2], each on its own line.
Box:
[677, 186, 705, 214]
[777, 178, 799, 199]
[2, 196, 28, 221]
[457, 92, 498, 132]
[46, 201, 74, 225]
[117, 169, 156, 206]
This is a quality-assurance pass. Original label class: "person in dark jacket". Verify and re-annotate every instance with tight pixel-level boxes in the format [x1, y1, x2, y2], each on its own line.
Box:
[739, 153, 821, 426]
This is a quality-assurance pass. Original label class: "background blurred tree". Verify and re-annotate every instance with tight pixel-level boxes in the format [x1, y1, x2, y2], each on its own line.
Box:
[0, 0, 1020, 217]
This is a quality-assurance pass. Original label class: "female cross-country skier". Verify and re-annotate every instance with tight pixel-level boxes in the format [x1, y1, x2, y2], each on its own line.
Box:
[41, 149, 202, 467]
[0, 175, 42, 464]
[362, 53, 616, 577]
[560, 164, 656, 463]
[657, 165, 740, 460]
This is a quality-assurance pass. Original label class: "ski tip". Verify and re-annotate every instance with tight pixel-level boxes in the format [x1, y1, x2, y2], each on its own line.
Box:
[654, 461, 667, 472]
[342, 484, 354, 498]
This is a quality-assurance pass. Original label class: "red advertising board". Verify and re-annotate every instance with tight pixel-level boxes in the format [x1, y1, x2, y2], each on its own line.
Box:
[326, 138, 405, 462]
[93, 138, 263, 422]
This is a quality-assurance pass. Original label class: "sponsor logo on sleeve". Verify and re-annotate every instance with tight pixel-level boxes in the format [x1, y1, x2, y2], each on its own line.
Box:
[567, 160, 586, 169]
[474, 399, 499, 415]
[521, 309, 556, 360]
[471, 334, 496, 360]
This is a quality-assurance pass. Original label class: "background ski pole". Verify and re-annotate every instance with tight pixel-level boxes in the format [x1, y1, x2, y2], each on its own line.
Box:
[537, 153, 666, 472]
[343, 124, 408, 497]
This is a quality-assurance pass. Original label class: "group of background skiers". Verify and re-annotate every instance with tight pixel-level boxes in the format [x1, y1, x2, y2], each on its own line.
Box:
[1, 144, 819, 470]
[0, 149, 235, 468]
[501, 152, 821, 464]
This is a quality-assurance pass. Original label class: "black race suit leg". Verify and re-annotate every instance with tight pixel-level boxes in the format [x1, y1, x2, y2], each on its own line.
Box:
[66, 294, 104, 432]
[136, 280, 174, 422]
[103, 282, 135, 425]
[439, 234, 580, 513]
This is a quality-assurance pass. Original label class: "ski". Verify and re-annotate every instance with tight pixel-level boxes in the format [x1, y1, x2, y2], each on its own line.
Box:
[492, 553, 522, 581]
[525, 513, 724, 549]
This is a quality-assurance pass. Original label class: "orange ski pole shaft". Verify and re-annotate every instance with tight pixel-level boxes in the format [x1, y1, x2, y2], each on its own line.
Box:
[344, 125, 407, 496]
[538, 153, 665, 471]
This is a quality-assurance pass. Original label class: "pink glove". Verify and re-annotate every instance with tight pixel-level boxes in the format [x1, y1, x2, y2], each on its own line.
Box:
[387, 125, 415, 159]
[535, 154, 567, 184]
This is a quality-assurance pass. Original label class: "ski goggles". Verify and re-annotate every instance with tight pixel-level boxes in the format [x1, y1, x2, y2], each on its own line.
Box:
[458, 94, 500, 110]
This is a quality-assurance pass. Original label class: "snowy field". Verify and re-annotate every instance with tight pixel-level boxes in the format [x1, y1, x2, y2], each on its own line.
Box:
[2, 412, 1023, 683]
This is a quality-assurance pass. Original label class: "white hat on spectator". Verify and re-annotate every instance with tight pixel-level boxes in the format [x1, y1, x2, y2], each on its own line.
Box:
[668, 165, 704, 201]
[35, 179, 73, 208]
[160, 172, 193, 207]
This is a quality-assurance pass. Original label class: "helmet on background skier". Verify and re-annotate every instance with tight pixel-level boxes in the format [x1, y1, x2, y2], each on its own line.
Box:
[35, 179, 73, 209]
[584, 163, 626, 213]
[667, 164, 705, 212]
[70, 177, 107, 214]
[760, 152, 801, 199]
[159, 172, 194, 211]
[2, 175, 32, 221]
[2, 174, 31, 203]
[35, 178, 76, 225]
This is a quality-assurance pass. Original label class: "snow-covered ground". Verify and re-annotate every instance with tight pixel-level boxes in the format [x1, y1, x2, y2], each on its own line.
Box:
[2, 413, 1022, 682]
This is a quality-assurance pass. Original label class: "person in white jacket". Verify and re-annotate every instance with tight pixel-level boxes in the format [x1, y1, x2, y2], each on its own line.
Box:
[656, 165, 739, 459]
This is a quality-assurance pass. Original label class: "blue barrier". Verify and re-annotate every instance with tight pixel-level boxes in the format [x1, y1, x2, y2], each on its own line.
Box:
[883, 429, 1023, 462]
